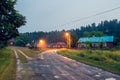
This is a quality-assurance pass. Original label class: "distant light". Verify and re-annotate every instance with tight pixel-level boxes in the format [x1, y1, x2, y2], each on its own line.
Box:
[40, 40, 44, 43]
[54, 49, 57, 53]
[37, 39, 47, 48]
[65, 32, 69, 36]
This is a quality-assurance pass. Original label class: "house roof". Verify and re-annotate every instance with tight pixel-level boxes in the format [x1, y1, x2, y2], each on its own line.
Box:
[78, 36, 114, 43]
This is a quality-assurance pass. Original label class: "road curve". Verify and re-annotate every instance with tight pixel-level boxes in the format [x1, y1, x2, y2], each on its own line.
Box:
[17, 50, 120, 80]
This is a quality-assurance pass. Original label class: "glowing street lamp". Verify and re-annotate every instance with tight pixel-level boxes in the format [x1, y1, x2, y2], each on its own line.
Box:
[40, 39, 44, 44]
[65, 32, 71, 48]
[66, 32, 69, 36]
[37, 39, 47, 49]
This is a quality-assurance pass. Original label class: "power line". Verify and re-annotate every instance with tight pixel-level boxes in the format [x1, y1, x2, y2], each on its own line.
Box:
[58, 6, 120, 27]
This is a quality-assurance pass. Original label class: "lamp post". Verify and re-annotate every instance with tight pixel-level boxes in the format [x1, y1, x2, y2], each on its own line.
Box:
[37, 39, 46, 49]
[65, 32, 71, 48]
[40, 39, 44, 44]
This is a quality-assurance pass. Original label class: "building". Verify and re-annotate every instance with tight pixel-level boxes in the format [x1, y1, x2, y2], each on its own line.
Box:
[48, 42, 66, 48]
[8, 38, 15, 46]
[77, 36, 114, 48]
[26, 43, 31, 48]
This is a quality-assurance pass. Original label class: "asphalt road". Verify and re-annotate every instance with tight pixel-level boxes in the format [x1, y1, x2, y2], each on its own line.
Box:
[16, 50, 120, 80]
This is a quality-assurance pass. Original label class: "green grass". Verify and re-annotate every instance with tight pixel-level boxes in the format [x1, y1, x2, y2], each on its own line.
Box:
[9, 47, 44, 63]
[0, 46, 44, 80]
[58, 48, 120, 75]
[17, 50, 28, 63]
[0, 47, 16, 80]
[16, 47, 43, 57]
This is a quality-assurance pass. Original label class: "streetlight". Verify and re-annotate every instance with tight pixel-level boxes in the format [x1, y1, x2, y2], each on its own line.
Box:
[37, 39, 47, 49]
[65, 32, 71, 48]
[40, 39, 44, 44]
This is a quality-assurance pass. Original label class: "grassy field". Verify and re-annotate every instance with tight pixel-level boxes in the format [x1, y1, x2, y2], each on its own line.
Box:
[0, 47, 16, 80]
[58, 48, 120, 75]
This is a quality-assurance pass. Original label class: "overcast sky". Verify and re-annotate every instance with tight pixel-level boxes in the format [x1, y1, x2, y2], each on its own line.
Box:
[15, 0, 120, 33]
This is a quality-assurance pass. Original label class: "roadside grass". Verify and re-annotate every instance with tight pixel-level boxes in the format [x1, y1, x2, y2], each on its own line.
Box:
[9, 46, 44, 63]
[16, 47, 43, 57]
[57, 48, 120, 75]
[17, 50, 28, 63]
[0, 47, 16, 80]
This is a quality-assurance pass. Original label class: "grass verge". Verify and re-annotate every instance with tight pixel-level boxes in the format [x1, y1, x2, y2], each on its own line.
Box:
[9, 46, 44, 63]
[16, 47, 43, 57]
[0, 47, 16, 80]
[17, 50, 27, 63]
[57, 48, 120, 75]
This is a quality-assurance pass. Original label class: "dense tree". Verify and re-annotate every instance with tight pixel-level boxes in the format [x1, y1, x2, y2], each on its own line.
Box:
[15, 39, 25, 47]
[83, 31, 106, 37]
[15, 19, 120, 48]
[15, 33, 29, 46]
[0, 0, 26, 48]
[70, 32, 78, 48]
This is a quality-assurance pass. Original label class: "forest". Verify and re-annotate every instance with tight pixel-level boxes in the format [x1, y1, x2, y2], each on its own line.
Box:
[15, 19, 120, 48]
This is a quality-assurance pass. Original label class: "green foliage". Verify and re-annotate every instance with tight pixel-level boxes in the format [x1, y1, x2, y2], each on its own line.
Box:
[70, 32, 79, 48]
[0, 47, 16, 80]
[114, 37, 120, 47]
[15, 34, 29, 46]
[0, 41, 7, 48]
[15, 39, 26, 47]
[15, 19, 120, 48]
[58, 49, 120, 74]
[15, 30, 67, 47]
[0, 0, 26, 48]
[83, 31, 106, 37]
[86, 42, 92, 49]
[105, 51, 120, 61]
[17, 51, 27, 63]
[99, 42, 105, 49]
[16, 47, 43, 57]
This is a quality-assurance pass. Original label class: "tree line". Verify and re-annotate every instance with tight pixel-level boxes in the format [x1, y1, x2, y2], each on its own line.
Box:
[1, 1, 119, 49]
[15, 19, 120, 48]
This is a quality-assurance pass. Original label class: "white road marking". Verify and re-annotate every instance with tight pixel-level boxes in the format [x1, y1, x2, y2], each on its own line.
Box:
[17, 49, 33, 60]
[54, 75, 60, 78]
[14, 50, 21, 65]
[95, 74, 101, 77]
[105, 78, 116, 80]
[40, 54, 44, 60]
[39, 65, 50, 67]
[61, 73, 70, 76]
[95, 73, 101, 77]
[14, 50, 23, 80]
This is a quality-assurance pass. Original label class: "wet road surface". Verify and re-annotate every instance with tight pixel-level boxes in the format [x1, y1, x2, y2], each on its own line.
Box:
[15, 50, 120, 80]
